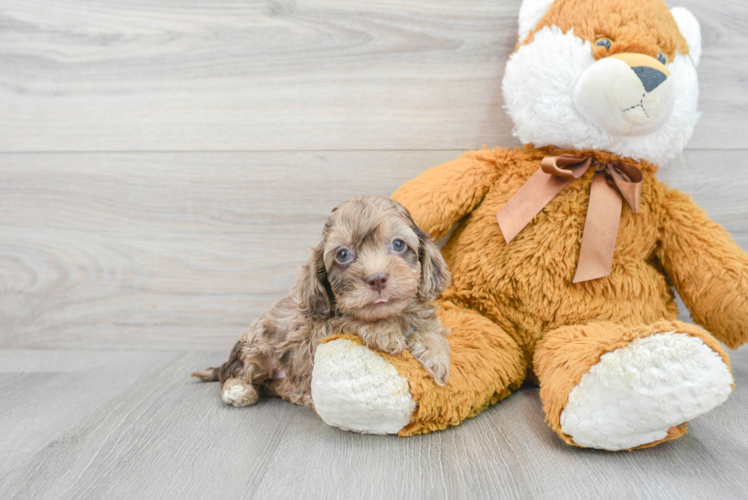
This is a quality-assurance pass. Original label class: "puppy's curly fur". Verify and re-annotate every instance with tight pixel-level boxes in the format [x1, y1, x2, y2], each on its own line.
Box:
[191, 195, 451, 407]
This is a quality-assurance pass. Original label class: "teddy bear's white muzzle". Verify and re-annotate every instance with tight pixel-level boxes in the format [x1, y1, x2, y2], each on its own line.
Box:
[573, 55, 674, 137]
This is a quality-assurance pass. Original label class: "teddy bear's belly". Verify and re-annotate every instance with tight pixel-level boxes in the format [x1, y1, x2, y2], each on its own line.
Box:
[440, 188, 675, 346]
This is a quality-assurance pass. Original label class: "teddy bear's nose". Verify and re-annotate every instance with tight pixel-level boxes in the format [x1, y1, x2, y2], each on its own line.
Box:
[631, 66, 668, 93]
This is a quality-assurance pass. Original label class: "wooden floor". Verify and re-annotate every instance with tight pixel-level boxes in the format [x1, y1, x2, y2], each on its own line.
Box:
[1, 348, 747, 500]
[2, 0, 747, 498]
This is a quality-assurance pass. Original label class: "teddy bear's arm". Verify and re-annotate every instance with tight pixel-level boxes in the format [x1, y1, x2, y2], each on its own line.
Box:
[657, 188, 748, 349]
[392, 150, 504, 240]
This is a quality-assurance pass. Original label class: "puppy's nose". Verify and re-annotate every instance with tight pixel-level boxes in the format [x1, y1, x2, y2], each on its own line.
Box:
[365, 273, 388, 292]
[631, 66, 667, 93]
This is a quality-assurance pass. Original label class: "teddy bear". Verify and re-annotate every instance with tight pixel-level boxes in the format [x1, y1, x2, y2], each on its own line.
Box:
[309, 0, 748, 450]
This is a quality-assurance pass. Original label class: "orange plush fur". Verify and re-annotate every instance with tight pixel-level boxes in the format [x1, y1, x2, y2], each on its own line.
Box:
[335, 0, 745, 447]
[313, 0, 745, 450]
[522, 0, 691, 62]
[385, 144, 746, 441]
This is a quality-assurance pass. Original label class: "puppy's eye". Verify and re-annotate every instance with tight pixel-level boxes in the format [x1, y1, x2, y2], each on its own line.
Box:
[657, 53, 668, 65]
[595, 38, 612, 50]
[392, 239, 406, 252]
[336, 249, 351, 263]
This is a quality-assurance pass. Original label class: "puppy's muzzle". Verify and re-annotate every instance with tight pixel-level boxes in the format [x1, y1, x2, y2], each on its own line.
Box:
[573, 52, 674, 137]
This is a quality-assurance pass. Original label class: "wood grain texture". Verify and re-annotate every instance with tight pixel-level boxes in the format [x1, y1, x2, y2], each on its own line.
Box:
[0, 347, 746, 500]
[0, 150, 462, 349]
[0, 0, 746, 152]
[2, 149, 746, 350]
[1, 0, 746, 498]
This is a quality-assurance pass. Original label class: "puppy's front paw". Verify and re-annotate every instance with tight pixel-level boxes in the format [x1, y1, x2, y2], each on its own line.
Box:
[415, 349, 450, 386]
[408, 332, 450, 386]
[221, 379, 259, 407]
[367, 331, 407, 355]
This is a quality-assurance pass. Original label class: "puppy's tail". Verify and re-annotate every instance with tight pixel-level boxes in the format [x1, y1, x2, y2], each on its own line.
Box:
[190, 367, 220, 382]
[189, 340, 245, 383]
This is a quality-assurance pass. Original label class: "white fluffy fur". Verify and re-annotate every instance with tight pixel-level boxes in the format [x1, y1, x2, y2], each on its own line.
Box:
[671, 7, 702, 67]
[560, 333, 733, 451]
[518, 0, 555, 43]
[573, 57, 675, 136]
[502, 26, 700, 166]
[222, 381, 252, 407]
[311, 339, 415, 434]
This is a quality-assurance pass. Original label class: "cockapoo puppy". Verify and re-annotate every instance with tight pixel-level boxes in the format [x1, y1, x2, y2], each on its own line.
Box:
[192, 195, 451, 407]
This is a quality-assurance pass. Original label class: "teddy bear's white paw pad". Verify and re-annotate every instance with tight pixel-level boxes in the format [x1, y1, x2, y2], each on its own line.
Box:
[311, 339, 415, 434]
[560, 332, 733, 451]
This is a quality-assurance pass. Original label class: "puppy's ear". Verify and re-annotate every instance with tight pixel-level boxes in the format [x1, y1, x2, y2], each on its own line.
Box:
[390, 200, 451, 301]
[296, 243, 334, 320]
[415, 226, 451, 301]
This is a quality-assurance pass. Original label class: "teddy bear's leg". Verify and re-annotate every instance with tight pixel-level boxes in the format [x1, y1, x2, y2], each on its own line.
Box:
[534, 320, 734, 451]
[311, 300, 528, 435]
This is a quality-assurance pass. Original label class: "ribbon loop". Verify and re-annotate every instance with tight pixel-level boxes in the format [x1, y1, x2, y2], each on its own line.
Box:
[540, 155, 592, 178]
[605, 161, 643, 213]
[496, 154, 644, 282]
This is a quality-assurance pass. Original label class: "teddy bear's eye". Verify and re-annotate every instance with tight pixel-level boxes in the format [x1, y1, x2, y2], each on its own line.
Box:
[657, 53, 668, 65]
[595, 38, 612, 50]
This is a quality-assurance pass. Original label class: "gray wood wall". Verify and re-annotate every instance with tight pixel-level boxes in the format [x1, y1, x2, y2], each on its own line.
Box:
[2, 0, 747, 350]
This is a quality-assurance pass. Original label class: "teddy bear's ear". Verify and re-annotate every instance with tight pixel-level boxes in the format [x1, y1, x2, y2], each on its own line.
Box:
[671, 7, 701, 67]
[518, 0, 555, 44]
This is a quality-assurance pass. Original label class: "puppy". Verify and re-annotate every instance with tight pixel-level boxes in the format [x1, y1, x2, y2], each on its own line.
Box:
[191, 195, 451, 407]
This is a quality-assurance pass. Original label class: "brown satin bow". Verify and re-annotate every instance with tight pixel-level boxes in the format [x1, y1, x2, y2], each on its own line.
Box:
[495, 154, 643, 283]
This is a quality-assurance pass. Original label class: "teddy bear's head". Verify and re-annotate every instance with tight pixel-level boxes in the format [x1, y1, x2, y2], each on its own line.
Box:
[502, 0, 701, 165]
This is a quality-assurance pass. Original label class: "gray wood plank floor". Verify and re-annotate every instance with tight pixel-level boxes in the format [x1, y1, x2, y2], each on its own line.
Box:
[1, 347, 746, 500]
[2, 0, 747, 498]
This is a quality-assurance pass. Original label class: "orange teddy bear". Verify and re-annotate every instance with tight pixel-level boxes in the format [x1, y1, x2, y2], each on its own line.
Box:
[310, 0, 748, 450]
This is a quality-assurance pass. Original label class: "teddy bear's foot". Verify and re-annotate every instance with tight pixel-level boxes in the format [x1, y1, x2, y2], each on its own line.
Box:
[547, 325, 734, 451]
[311, 336, 415, 434]
[313, 303, 528, 436]
[560, 332, 733, 450]
[536, 321, 734, 451]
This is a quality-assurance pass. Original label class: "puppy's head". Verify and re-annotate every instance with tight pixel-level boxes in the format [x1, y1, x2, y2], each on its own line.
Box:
[296, 195, 450, 322]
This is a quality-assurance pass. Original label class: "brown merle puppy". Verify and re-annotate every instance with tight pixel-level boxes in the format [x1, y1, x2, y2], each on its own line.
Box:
[191, 195, 451, 407]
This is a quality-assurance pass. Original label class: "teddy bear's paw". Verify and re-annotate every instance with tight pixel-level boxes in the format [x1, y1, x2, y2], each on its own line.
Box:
[311, 338, 415, 434]
[560, 332, 733, 451]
